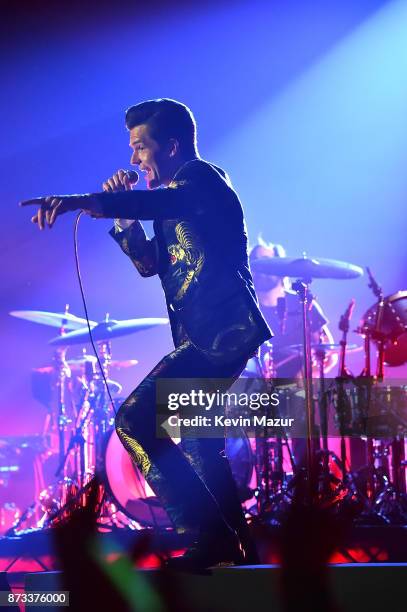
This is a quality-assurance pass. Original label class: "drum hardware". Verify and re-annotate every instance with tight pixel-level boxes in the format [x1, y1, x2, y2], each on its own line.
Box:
[252, 254, 363, 501]
[250, 262, 402, 524]
[65, 356, 138, 372]
[333, 299, 357, 487]
[246, 256, 362, 520]
[41, 342, 126, 529]
[338, 299, 356, 379]
[391, 436, 407, 496]
[9, 308, 95, 330]
[314, 343, 331, 494]
[4, 502, 37, 536]
[250, 256, 363, 281]
[8, 273, 407, 531]
[54, 347, 71, 474]
[48, 315, 169, 346]
[0, 436, 50, 535]
[0, 503, 21, 535]
[244, 347, 298, 521]
[359, 272, 407, 377]
[364, 268, 386, 380]
[8, 306, 162, 534]
[245, 257, 406, 525]
[327, 375, 407, 525]
[329, 273, 407, 525]
[287, 342, 362, 354]
[54, 389, 94, 488]
[291, 277, 316, 499]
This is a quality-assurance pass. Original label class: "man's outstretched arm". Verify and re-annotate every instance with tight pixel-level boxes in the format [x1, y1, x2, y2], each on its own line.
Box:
[20, 161, 229, 229]
[20, 171, 195, 228]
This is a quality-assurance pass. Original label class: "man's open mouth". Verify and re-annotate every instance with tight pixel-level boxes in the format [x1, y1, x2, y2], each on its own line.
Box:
[140, 166, 152, 180]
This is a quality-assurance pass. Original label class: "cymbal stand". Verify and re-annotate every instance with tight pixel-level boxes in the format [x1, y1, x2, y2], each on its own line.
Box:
[252, 350, 272, 515]
[252, 348, 296, 521]
[366, 267, 386, 382]
[55, 380, 93, 489]
[9, 308, 76, 534]
[54, 306, 73, 474]
[315, 343, 331, 495]
[95, 339, 115, 427]
[55, 351, 69, 465]
[336, 299, 356, 483]
[81, 339, 120, 525]
[364, 271, 389, 508]
[316, 344, 328, 450]
[292, 277, 316, 500]
[315, 341, 351, 505]
[264, 347, 283, 498]
[41, 344, 128, 528]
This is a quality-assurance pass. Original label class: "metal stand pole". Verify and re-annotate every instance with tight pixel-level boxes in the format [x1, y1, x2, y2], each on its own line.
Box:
[292, 279, 315, 502]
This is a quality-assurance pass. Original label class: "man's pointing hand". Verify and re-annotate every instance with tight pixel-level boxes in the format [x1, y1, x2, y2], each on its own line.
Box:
[20, 194, 101, 230]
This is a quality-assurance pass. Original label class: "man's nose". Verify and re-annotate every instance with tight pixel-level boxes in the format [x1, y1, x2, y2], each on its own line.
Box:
[130, 151, 140, 166]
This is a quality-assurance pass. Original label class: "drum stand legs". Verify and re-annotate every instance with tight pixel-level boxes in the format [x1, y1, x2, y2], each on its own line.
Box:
[9, 355, 137, 535]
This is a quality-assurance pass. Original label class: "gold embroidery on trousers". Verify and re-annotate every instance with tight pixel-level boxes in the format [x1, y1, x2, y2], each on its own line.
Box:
[116, 428, 151, 476]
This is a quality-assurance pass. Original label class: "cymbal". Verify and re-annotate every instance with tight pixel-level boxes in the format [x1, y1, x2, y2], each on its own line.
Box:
[251, 256, 363, 280]
[33, 357, 139, 374]
[66, 357, 139, 370]
[49, 318, 169, 346]
[287, 343, 362, 354]
[10, 310, 95, 330]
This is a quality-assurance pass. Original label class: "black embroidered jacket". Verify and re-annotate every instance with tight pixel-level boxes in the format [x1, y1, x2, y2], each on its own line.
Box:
[99, 159, 272, 364]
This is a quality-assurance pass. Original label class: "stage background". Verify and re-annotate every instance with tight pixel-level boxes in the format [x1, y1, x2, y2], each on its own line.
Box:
[1, 0, 406, 435]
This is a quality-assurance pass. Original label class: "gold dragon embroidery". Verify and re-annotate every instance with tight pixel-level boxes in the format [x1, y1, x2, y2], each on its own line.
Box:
[168, 222, 205, 302]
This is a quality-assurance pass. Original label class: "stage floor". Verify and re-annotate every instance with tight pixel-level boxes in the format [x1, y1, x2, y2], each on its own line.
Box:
[1, 563, 405, 612]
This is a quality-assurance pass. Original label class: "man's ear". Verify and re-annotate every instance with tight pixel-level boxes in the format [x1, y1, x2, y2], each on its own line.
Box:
[168, 138, 180, 158]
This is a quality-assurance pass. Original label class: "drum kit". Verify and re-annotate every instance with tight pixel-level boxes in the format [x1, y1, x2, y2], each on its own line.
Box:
[4, 309, 170, 534]
[3, 254, 407, 535]
[242, 255, 407, 524]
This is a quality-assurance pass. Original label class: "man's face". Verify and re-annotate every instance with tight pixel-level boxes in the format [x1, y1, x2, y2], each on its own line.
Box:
[129, 124, 171, 189]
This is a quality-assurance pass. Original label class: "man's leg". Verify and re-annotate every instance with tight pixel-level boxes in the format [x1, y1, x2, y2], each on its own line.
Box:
[115, 341, 253, 566]
[181, 436, 257, 561]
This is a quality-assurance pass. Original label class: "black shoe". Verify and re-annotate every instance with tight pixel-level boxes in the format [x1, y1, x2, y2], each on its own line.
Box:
[165, 531, 245, 572]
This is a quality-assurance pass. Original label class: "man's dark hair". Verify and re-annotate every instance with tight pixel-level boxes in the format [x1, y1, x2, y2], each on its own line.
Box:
[125, 98, 197, 157]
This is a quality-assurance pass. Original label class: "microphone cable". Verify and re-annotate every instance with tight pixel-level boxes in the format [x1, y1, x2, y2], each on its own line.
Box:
[73, 211, 117, 416]
[73, 210, 170, 534]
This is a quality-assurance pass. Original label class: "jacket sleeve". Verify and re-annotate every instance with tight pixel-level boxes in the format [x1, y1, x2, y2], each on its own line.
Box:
[109, 221, 158, 277]
[92, 160, 232, 221]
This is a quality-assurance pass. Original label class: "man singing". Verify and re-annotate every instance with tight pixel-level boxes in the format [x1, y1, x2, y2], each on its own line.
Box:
[21, 98, 272, 569]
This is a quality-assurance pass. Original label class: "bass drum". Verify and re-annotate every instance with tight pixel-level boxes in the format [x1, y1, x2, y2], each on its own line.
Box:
[104, 429, 254, 528]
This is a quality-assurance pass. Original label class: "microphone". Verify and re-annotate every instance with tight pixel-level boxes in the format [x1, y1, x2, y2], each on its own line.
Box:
[125, 170, 139, 186]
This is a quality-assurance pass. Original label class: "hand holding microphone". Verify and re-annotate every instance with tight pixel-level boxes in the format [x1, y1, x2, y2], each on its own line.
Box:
[102, 169, 139, 192]
[20, 169, 140, 230]
[102, 170, 140, 231]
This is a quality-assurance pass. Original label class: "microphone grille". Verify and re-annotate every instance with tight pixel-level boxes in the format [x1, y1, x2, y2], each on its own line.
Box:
[125, 170, 139, 185]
